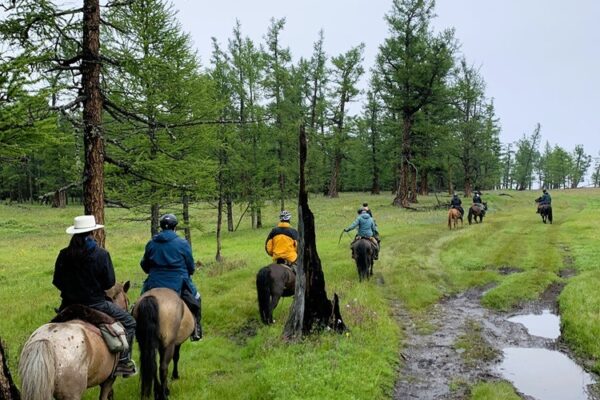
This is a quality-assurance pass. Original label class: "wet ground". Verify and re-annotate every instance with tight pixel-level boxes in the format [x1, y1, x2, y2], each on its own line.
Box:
[393, 282, 599, 400]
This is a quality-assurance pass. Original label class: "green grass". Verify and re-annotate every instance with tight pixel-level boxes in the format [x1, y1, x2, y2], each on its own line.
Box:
[2, 188, 600, 398]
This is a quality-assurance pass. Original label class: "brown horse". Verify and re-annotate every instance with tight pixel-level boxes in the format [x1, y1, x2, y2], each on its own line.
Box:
[468, 202, 488, 224]
[448, 208, 463, 229]
[133, 288, 194, 400]
[18, 282, 130, 400]
[352, 238, 374, 281]
[256, 263, 295, 324]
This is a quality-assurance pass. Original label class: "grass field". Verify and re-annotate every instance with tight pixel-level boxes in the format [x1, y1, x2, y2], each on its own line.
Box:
[1, 188, 599, 399]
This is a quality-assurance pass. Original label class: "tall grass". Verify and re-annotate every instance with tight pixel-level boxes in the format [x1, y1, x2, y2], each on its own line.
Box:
[1, 188, 599, 399]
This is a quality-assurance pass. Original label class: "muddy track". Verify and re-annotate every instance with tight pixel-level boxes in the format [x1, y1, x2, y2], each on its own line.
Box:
[392, 242, 595, 400]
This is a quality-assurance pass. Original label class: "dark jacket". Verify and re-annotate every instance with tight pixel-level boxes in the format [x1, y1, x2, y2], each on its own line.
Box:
[473, 195, 482, 204]
[451, 196, 462, 207]
[140, 230, 198, 296]
[53, 245, 115, 307]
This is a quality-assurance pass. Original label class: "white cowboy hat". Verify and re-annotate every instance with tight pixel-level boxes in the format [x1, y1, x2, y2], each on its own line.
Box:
[66, 215, 104, 234]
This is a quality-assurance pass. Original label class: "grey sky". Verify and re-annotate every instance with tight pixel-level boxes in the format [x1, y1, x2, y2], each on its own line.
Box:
[171, 0, 600, 157]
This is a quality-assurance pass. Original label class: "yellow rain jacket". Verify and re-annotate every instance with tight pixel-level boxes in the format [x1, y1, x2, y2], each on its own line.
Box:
[265, 222, 299, 264]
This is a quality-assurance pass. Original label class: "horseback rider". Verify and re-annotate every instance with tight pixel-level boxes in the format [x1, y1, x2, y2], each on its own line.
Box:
[265, 210, 299, 270]
[536, 189, 552, 213]
[344, 207, 380, 260]
[450, 193, 464, 217]
[473, 191, 482, 204]
[140, 214, 203, 341]
[53, 215, 137, 377]
[362, 202, 373, 217]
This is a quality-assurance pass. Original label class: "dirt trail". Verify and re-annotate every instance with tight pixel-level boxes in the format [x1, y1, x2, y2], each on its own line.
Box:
[392, 240, 591, 400]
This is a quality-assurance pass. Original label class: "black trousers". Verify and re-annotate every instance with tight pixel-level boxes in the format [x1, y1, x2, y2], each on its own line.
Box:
[181, 288, 201, 321]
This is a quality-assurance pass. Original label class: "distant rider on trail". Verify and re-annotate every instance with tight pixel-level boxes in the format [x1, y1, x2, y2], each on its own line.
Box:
[344, 207, 380, 260]
[450, 193, 464, 217]
[140, 214, 203, 341]
[536, 189, 552, 213]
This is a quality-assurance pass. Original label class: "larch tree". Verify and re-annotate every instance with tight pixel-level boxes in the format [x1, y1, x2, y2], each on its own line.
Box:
[375, 0, 454, 207]
[326, 44, 365, 198]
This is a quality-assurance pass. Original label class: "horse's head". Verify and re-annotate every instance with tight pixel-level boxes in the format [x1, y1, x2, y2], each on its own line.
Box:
[105, 281, 131, 311]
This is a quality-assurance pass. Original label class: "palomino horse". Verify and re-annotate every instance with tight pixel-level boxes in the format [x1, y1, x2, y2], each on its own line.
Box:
[448, 208, 463, 230]
[18, 282, 130, 400]
[133, 287, 194, 400]
[468, 202, 488, 225]
[352, 238, 374, 281]
[256, 263, 295, 324]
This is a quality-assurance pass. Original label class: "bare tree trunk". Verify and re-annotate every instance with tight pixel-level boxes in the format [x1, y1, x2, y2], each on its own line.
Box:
[82, 0, 105, 247]
[0, 340, 20, 400]
[327, 154, 341, 198]
[182, 193, 191, 246]
[419, 169, 429, 196]
[216, 194, 223, 262]
[393, 117, 412, 207]
[409, 167, 418, 203]
[284, 125, 346, 339]
[150, 203, 159, 237]
[226, 197, 234, 232]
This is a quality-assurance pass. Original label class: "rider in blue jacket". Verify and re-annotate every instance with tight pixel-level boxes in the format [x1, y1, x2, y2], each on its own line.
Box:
[344, 208, 380, 260]
[141, 214, 202, 341]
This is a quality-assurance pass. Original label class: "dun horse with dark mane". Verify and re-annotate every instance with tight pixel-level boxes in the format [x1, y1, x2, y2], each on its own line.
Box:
[133, 288, 195, 400]
[19, 282, 130, 400]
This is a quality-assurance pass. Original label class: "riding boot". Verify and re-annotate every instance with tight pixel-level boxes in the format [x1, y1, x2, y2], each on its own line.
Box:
[182, 289, 203, 341]
[115, 333, 137, 377]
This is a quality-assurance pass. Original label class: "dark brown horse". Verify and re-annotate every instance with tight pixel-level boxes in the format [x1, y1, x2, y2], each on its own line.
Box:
[18, 282, 130, 400]
[133, 288, 195, 400]
[448, 208, 463, 229]
[539, 204, 553, 224]
[468, 202, 487, 224]
[352, 238, 374, 281]
[256, 263, 295, 324]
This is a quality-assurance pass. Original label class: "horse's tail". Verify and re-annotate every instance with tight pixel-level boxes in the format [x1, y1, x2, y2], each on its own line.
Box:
[468, 208, 473, 224]
[256, 266, 271, 324]
[355, 241, 370, 280]
[448, 211, 452, 229]
[19, 339, 55, 400]
[136, 295, 160, 399]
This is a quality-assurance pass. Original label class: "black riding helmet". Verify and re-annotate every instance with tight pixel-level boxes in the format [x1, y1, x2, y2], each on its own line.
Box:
[160, 214, 178, 230]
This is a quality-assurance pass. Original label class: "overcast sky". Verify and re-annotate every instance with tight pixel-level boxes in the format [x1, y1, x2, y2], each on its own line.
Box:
[170, 0, 600, 158]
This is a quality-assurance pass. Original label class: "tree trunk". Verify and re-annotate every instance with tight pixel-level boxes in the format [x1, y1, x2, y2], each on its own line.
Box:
[419, 169, 429, 196]
[393, 116, 412, 207]
[82, 0, 105, 247]
[371, 131, 380, 195]
[226, 197, 234, 232]
[0, 339, 20, 400]
[284, 125, 346, 339]
[182, 193, 191, 247]
[216, 193, 223, 262]
[327, 153, 341, 198]
[409, 167, 418, 203]
[149, 203, 159, 237]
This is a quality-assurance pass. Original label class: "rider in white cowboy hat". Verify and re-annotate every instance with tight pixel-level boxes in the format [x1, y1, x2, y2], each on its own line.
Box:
[54, 215, 137, 377]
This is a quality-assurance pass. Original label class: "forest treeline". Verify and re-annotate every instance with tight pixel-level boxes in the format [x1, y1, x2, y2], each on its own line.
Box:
[1, 0, 599, 235]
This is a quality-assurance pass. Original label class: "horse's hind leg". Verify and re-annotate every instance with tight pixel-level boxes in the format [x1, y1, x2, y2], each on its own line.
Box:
[269, 292, 283, 323]
[99, 377, 116, 400]
[158, 346, 175, 399]
[172, 345, 181, 380]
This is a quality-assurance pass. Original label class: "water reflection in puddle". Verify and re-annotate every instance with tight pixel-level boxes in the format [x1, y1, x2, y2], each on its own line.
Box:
[508, 309, 560, 339]
[497, 347, 595, 400]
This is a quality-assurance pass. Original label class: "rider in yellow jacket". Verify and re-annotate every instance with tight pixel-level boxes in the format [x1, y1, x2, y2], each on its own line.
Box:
[265, 210, 299, 266]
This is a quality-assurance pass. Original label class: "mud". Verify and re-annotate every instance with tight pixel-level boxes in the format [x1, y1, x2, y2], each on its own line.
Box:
[393, 282, 598, 400]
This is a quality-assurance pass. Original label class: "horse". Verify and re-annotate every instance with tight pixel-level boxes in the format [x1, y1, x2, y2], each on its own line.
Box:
[468, 202, 487, 225]
[132, 287, 195, 400]
[18, 282, 130, 400]
[539, 204, 553, 224]
[448, 208, 463, 229]
[256, 263, 295, 324]
[352, 238, 374, 281]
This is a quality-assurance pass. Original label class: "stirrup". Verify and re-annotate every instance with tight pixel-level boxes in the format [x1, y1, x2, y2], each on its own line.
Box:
[115, 359, 137, 378]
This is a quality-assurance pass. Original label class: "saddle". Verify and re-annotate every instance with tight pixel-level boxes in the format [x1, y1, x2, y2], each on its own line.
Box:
[275, 259, 296, 274]
[52, 304, 128, 353]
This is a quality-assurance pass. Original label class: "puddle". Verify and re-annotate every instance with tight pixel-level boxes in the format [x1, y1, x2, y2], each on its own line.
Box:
[496, 347, 595, 400]
[508, 309, 561, 339]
